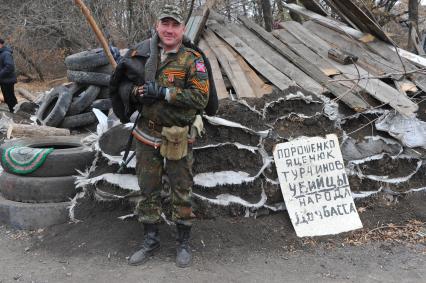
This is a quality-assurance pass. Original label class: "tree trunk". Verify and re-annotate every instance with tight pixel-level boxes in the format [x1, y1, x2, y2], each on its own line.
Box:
[13, 46, 44, 81]
[276, 0, 285, 21]
[407, 0, 419, 52]
[261, 0, 273, 31]
[242, 1, 248, 16]
[287, 0, 303, 23]
[127, 0, 133, 39]
[225, 0, 231, 21]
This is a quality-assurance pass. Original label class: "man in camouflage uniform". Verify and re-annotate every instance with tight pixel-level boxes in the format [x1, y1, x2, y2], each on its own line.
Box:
[128, 4, 209, 268]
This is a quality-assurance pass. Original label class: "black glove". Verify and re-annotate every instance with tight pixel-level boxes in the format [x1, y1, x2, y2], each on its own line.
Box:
[142, 81, 168, 101]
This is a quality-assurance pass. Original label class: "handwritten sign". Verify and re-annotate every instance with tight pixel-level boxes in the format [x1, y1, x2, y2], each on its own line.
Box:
[273, 134, 362, 237]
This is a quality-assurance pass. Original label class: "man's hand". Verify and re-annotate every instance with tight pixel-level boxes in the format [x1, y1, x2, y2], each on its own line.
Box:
[140, 81, 168, 100]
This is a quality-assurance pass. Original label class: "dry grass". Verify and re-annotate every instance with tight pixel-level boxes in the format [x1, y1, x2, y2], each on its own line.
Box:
[344, 220, 426, 246]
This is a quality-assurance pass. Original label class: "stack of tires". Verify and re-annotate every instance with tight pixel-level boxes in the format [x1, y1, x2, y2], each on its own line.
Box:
[0, 136, 96, 229]
[36, 48, 113, 129]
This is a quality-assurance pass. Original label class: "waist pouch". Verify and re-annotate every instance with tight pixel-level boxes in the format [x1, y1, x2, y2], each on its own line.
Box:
[160, 126, 189, 160]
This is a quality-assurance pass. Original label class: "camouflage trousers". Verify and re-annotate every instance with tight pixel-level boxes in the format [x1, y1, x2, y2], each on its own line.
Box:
[134, 140, 194, 226]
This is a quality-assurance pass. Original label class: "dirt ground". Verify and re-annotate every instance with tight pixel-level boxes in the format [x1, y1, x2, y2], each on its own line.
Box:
[0, 191, 425, 283]
[1, 84, 425, 282]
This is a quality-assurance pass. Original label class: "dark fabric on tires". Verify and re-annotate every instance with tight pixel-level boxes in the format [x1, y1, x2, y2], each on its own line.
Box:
[59, 111, 98, 129]
[36, 86, 73, 127]
[67, 70, 111, 87]
[67, 85, 100, 115]
[0, 136, 95, 177]
[109, 41, 149, 123]
[0, 172, 76, 203]
[65, 48, 109, 71]
[90, 98, 112, 111]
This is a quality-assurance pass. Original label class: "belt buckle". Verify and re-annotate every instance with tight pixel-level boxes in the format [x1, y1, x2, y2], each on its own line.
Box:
[148, 120, 155, 130]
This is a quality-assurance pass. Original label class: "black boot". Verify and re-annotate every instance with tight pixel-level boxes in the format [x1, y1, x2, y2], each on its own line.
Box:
[176, 224, 192, 268]
[128, 223, 160, 266]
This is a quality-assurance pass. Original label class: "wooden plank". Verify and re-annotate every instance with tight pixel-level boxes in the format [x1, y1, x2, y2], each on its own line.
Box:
[302, 21, 402, 78]
[198, 39, 229, 100]
[283, 3, 361, 33]
[238, 16, 370, 112]
[295, 19, 426, 92]
[395, 80, 418, 96]
[275, 29, 362, 94]
[273, 29, 340, 78]
[328, 49, 358, 65]
[203, 29, 256, 98]
[228, 23, 325, 94]
[299, 0, 328, 16]
[235, 52, 273, 97]
[184, 5, 210, 44]
[324, 0, 393, 43]
[207, 28, 272, 97]
[282, 3, 426, 69]
[280, 21, 418, 117]
[208, 22, 292, 91]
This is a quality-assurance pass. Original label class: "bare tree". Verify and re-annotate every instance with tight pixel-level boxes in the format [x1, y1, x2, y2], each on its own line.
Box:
[260, 0, 273, 31]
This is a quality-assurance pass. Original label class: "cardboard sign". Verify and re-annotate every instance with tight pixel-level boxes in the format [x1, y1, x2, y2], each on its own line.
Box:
[273, 134, 363, 237]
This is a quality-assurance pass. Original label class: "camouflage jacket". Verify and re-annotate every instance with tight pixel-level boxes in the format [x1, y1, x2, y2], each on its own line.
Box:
[138, 44, 210, 128]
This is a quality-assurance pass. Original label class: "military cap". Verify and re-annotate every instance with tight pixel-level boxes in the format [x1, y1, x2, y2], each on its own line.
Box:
[158, 4, 184, 24]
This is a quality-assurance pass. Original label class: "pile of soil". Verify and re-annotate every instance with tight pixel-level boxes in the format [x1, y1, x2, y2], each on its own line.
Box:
[341, 112, 386, 140]
[349, 163, 426, 193]
[196, 121, 261, 147]
[357, 155, 419, 178]
[193, 144, 263, 175]
[273, 114, 340, 139]
[264, 97, 323, 123]
[215, 99, 266, 131]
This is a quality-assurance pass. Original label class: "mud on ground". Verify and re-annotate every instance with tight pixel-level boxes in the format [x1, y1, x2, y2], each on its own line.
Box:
[28, 191, 426, 264]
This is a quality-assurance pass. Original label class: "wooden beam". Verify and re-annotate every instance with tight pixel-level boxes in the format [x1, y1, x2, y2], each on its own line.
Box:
[184, 5, 210, 44]
[203, 29, 256, 98]
[209, 22, 293, 91]
[282, 3, 426, 69]
[206, 28, 272, 97]
[298, 20, 426, 93]
[273, 29, 340, 78]
[301, 21, 402, 78]
[327, 49, 358, 65]
[299, 0, 328, 16]
[323, 0, 393, 44]
[238, 16, 370, 112]
[228, 23, 325, 94]
[198, 38, 229, 100]
[280, 21, 418, 117]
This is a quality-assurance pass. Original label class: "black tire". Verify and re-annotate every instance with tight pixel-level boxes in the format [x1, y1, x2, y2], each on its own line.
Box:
[97, 87, 110, 99]
[59, 112, 98, 129]
[67, 70, 111, 87]
[65, 48, 109, 71]
[0, 136, 95, 177]
[66, 82, 85, 97]
[90, 98, 112, 111]
[15, 101, 38, 114]
[0, 172, 76, 203]
[92, 64, 113, 74]
[36, 86, 73, 127]
[67, 85, 100, 115]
